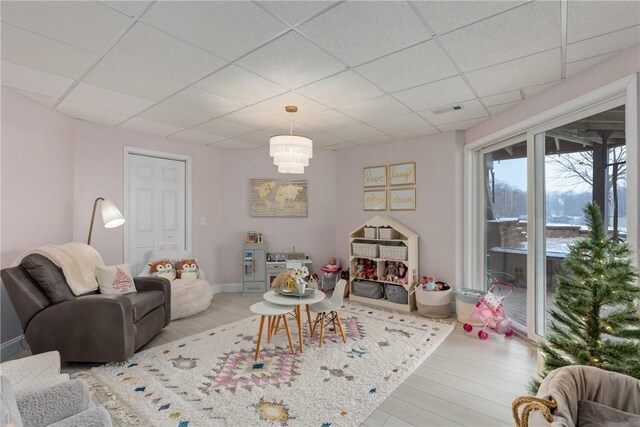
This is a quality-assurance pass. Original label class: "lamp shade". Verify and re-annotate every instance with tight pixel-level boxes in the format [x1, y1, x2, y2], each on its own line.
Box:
[269, 134, 313, 175]
[100, 199, 125, 228]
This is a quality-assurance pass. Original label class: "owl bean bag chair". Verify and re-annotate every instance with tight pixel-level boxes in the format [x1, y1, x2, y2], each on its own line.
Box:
[140, 250, 213, 320]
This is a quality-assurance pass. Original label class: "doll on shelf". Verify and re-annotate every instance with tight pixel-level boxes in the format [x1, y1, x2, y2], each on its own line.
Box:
[384, 261, 398, 283]
[364, 259, 377, 280]
[354, 258, 365, 278]
[396, 262, 408, 284]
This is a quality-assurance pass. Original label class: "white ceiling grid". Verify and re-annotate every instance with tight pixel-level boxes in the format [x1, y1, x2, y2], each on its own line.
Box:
[1, 0, 638, 150]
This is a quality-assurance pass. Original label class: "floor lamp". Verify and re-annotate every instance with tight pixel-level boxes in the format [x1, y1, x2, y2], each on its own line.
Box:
[87, 197, 125, 245]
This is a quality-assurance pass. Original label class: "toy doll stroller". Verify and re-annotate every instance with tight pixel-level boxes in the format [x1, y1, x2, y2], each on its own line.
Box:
[463, 281, 515, 339]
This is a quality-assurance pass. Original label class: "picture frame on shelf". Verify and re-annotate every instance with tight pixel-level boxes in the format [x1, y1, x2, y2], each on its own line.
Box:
[389, 162, 416, 186]
[363, 165, 386, 188]
[389, 188, 416, 211]
[363, 190, 387, 211]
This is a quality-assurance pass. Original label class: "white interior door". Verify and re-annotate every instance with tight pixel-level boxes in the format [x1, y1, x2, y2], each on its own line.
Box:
[128, 154, 186, 275]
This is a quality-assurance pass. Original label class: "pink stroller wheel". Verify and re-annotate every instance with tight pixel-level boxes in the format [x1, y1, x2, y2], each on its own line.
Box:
[463, 323, 473, 332]
[478, 330, 488, 340]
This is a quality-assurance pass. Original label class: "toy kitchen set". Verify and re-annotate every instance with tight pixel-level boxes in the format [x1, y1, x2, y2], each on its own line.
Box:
[266, 247, 313, 288]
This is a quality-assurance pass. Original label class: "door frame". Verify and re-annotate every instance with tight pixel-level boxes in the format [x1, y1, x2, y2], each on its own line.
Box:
[464, 73, 638, 341]
[123, 146, 193, 264]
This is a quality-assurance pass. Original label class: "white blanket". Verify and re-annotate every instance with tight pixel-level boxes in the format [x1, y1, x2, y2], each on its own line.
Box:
[13, 242, 105, 295]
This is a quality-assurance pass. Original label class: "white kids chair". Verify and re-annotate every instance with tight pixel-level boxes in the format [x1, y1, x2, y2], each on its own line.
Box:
[309, 279, 348, 347]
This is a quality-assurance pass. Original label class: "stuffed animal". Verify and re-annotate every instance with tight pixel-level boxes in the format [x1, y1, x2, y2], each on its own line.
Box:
[149, 259, 176, 281]
[176, 259, 199, 280]
[385, 262, 399, 282]
[271, 270, 296, 289]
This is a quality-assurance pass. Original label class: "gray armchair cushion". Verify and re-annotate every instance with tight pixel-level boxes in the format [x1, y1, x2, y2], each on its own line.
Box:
[22, 254, 75, 303]
[1, 376, 23, 426]
[123, 290, 164, 322]
[578, 400, 640, 427]
[17, 379, 91, 427]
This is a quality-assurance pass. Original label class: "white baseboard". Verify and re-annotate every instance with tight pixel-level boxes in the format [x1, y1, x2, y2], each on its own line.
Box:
[212, 283, 242, 293]
[1, 335, 27, 361]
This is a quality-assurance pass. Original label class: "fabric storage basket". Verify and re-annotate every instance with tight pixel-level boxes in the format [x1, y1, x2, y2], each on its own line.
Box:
[352, 242, 378, 258]
[385, 283, 408, 304]
[378, 228, 399, 240]
[352, 280, 384, 299]
[416, 288, 452, 318]
[363, 227, 377, 239]
[456, 287, 486, 326]
[379, 245, 407, 261]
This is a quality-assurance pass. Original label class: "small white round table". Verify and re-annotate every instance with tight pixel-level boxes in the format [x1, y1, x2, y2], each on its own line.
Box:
[263, 290, 325, 353]
[249, 302, 296, 361]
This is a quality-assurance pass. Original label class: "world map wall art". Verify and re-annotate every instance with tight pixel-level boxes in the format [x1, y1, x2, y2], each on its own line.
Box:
[250, 179, 308, 217]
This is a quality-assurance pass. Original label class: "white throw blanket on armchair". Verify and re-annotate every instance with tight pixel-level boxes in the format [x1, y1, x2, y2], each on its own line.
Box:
[12, 242, 105, 295]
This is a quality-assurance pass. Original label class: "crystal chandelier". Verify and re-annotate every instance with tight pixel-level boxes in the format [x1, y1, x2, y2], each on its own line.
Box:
[269, 105, 313, 174]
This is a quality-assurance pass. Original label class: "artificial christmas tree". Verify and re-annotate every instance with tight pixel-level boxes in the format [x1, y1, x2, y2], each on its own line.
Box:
[529, 202, 640, 393]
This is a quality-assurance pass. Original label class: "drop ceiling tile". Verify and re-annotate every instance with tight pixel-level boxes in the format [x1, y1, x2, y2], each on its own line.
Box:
[139, 104, 210, 128]
[84, 56, 184, 102]
[163, 87, 243, 118]
[419, 99, 488, 125]
[1, 24, 98, 79]
[108, 23, 227, 84]
[66, 83, 154, 116]
[141, 1, 288, 60]
[392, 126, 440, 141]
[170, 129, 226, 145]
[323, 141, 358, 151]
[295, 110, 361, 132]
[1, 61, 73, 98]
[436, 118, 486, 132]
[1, 1, 132, 54]
[101, 1, 152, 18]
[194, 65, 287, 105]
[487, 101, 521, 116]
[439, 1, 561, 72]
[308, 132, 348, 148]
[352, 134, 396, 146]
[481, 91, 522, 107]
[57, 100, 130, 126]
[8, 88, 58, 107]
[193, 119, 253, 138]
[257, 1, 339, 27]
[328, 123, 388, 141]
[252, 92, 329, 119]
[338, 95, 411, 122]
[219, 107, 286, 129]
[392, 76, 475, 112]
[210, 139, 260, 149]
[368, 113, 438, 137]
[523, 81, 561, 98]
[413, 1, 525, 35]
[466, 48, 561, 97]
[234, 128, 276, 146]
[299, 1, 430, 66]
[566, 52, 618, 78]
[355, 41, 458, 93]
[567, 26, 639, 63]
[265, 122, 319, 136]
[567, 1, 639, 43]
[237, 32, 346, 89]
[119, 117, 184, 136]
[296, 70, 384, 108]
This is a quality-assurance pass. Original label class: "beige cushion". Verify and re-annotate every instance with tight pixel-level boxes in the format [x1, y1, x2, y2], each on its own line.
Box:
[96, 264, 137, 295]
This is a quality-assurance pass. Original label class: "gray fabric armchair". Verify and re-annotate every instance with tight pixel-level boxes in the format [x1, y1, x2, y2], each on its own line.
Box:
[1, 255, 171, 363]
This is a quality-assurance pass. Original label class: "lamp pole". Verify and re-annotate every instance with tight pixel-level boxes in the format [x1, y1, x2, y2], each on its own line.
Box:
[87, 197, 105, 245]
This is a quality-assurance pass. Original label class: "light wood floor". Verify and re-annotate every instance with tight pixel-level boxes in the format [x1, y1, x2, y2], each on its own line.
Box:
[15, 293, 538, 426]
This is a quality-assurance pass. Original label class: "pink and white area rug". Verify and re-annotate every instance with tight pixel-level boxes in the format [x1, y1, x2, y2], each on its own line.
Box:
[77, 302, 454, 426]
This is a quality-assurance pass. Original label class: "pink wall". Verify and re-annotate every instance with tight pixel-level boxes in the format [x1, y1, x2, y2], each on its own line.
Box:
[72, 121, 223, 283]
[336, 132, 466, 287]
[1, 88, 75, 348]
[217, 146, 338, 284]
[466, 45, 640, 144]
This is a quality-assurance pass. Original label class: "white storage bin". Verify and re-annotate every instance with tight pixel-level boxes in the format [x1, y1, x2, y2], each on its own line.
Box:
[378, 228, 399, 240]
[379, 245, 407, 261]
[352, 242, 378, 258]
[416, 287, 452, 318]
[456, 287, 486, 326]
[363, 227, 377, 239]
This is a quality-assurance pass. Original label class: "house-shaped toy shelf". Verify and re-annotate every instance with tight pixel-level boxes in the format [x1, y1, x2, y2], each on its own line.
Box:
[348, 215, 418, 312]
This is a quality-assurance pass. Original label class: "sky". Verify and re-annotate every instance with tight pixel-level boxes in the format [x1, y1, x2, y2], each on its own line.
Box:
[492, 157, 593, 193]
